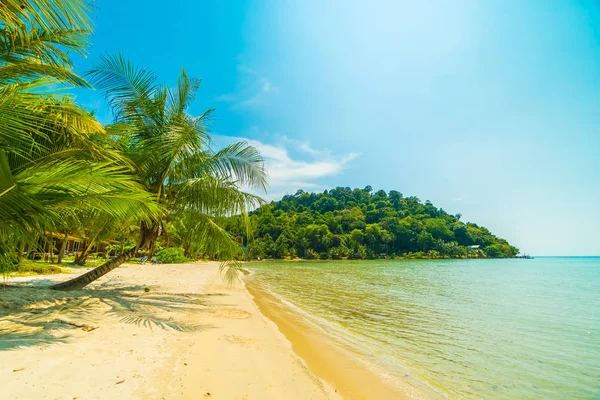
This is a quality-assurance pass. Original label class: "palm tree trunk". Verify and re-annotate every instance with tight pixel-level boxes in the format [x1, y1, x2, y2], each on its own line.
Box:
[74, 239, 88, 265]
[50, 239, 56, 263]
[51, 221, 158, 291]
[50, 248, 137, 291]
[77, 239, 98, 266]
[75, 221, 110, 265]
[43, 236, 50, 262]
[57, 232, 68, 264]
[149, 239, 156, 257]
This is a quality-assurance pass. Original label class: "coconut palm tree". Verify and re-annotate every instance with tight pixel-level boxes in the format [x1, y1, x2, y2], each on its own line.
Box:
[51, 55, 267, 290]
[0, 1, 162, 276]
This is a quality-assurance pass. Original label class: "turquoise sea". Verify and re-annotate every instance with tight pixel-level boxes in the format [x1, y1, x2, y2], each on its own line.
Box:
[248, 258, 600, 399]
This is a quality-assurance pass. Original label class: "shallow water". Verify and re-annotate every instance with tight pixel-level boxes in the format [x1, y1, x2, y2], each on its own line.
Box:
[248, 258, 600, 399]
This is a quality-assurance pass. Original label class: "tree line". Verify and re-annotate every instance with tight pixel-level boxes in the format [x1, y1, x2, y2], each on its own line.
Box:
[223, 187, 519, 260]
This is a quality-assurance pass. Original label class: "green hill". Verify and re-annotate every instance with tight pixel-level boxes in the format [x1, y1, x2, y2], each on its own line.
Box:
[224, 186, 518, 260]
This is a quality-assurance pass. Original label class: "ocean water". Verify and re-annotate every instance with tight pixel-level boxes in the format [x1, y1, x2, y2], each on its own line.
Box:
[247, 258, 600, 399]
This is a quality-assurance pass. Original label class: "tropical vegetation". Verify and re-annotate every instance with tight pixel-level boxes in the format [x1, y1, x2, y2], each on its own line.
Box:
[0, 0, 266, 289]
[156, 248, 186, 264]
[223, 187, 519, 260]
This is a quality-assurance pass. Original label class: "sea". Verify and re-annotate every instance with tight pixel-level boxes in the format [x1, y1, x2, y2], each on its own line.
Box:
[247, 257, 600, 399]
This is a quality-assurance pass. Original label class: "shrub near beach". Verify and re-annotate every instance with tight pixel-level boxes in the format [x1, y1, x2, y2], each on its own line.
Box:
[156, 248, 187, 264]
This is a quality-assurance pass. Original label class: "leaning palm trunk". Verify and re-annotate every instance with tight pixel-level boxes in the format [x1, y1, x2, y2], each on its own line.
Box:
[51, 222, 158, 290]
[51, 248, 137, 291]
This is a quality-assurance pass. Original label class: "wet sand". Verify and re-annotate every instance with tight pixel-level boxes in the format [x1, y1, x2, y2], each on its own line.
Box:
[246, 281, 438, 400]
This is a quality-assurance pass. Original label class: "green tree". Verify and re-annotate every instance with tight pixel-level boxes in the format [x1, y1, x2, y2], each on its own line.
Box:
[274, 230, 295, 258]
[303, 224, 332, 253]
[424, 218, 455, 242]
[452, 223, 473, 245]
[484, 243, 519, 258]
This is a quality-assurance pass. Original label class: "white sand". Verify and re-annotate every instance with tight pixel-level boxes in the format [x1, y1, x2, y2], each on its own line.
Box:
[0, 262, 341, 399]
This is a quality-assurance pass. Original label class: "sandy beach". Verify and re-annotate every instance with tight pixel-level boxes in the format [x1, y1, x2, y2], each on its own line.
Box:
[0, 262, 342, 400]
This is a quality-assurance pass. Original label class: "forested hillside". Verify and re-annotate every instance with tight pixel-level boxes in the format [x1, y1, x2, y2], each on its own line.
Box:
[224, 186, 519, 260]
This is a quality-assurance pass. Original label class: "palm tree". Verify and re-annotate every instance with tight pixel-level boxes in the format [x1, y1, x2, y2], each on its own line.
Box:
[51, 55, 267, 290]
[0, 0, 161, 276]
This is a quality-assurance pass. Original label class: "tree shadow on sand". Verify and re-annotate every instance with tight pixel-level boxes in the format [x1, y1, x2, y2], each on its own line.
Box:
[0, 280, 224, 351]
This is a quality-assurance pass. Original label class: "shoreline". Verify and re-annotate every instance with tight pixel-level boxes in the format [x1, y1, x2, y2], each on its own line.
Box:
[246, 256, 520, 263]
[245, 275, 441, 400]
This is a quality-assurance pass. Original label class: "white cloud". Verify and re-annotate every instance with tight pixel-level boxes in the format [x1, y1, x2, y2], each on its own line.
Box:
[214, 134, 358, 201]
[453, 195, 467, 201]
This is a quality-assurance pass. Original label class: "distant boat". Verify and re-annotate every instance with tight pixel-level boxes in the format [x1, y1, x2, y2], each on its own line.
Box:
[516, 254, 534, 259]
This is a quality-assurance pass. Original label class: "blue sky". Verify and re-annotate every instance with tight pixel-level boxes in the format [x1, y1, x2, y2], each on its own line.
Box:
[74, 0, 600, 256]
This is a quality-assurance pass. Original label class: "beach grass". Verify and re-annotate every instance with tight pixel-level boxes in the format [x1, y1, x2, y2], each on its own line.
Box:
[10, 258, 110, 277]
[12, 260, 65, 276]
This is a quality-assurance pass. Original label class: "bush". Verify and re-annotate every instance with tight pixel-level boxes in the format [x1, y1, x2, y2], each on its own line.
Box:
[357, 245, 367, 259]
[156, 248, 186, 264]
[484, 243, 518, 258]
[329, 247, 343, 260]
[407, 251, 426, 259]
[366, 249, 377, 259]
[305, 249, 319, 260]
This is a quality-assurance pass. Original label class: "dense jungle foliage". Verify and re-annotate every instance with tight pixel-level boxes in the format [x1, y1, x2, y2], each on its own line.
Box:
[224, 187, 519, 260]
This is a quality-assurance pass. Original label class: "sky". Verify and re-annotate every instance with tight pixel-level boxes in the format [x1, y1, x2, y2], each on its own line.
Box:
[73, 0, 600, 256]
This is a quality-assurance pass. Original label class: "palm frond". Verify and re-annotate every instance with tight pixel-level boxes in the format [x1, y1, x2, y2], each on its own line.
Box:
[86, 53, 157, 117]
[0, 1, 93, 90]
[204, 142, 267, 191]
[0, 83, 103, 159]
[0, 56, 89, 87]
[167, 68, 201, 122]
[0, 0, 94, 32]
[174, 176, 264, 216]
